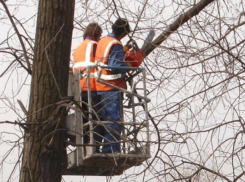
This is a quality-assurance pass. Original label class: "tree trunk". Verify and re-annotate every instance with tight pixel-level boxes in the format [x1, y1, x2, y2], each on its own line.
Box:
[20, 0, 75, 181]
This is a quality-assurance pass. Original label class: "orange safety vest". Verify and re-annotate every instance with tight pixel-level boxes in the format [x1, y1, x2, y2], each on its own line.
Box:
[95, 36, 127, 91]
[73, 39, 97, 91]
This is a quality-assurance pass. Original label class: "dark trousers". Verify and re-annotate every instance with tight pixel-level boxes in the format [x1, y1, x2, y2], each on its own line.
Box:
[81, 91, 103, 153]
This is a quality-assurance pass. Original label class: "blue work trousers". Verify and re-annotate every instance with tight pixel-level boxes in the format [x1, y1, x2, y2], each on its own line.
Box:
[97, 91, 123, 153]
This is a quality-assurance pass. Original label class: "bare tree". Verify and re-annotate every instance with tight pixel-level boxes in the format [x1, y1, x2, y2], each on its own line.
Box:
[1, 0, 245, 182]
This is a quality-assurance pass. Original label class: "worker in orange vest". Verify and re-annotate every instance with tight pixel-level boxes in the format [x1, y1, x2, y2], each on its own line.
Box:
[73, 23, 102, 150]
[95, 18, 143, 153]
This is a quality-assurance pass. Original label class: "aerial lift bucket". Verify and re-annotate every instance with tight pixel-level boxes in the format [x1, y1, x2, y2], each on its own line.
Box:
[63, 66, 151, 176]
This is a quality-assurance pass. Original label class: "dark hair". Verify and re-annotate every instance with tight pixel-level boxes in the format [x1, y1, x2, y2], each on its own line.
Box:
[112, 18, 131, 37]
[83, 23, 102, 40]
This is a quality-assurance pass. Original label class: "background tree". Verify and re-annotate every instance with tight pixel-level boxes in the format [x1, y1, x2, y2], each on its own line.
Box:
[1, 0, 245, 182]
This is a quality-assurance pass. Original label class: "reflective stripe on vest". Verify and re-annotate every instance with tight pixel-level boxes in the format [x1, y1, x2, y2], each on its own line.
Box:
[82, 72, 123, 80]
[100, 73, 123, 80]
[73, 61, 96, 69]
[85, 41, 94, 62]
[103, 39, 120, 60]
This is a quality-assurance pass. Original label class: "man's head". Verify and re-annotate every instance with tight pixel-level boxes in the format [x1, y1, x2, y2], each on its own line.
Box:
[83, 23, 102, 41]
[112, 18, 131, 40]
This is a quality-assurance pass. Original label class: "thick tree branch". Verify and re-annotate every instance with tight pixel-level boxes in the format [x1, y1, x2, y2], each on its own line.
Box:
[145, 0, 215, 56]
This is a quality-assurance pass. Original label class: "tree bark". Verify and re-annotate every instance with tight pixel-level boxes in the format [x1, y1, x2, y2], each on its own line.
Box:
[20, 0, 75, 181]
